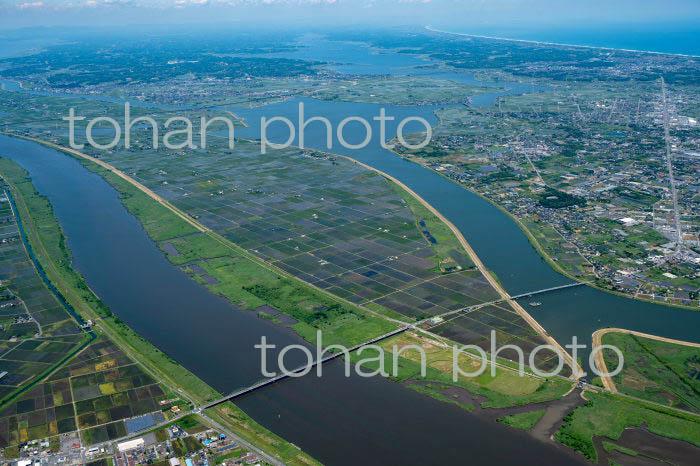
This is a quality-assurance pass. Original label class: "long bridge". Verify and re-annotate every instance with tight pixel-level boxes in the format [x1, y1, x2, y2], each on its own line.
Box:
[201, 281, 588, 410]
[428, 281, 589, 322]
[509, 281, 589, 301]
[202, 325, 410, 409]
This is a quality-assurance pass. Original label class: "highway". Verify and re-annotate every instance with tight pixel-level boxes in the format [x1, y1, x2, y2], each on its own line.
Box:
[660, 77, 683, 251]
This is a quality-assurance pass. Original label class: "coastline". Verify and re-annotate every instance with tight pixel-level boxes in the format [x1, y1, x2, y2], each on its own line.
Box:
[425, 25, 700, 59]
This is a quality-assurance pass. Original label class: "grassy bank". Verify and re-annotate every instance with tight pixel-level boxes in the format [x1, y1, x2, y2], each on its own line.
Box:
[497, 410, 546, 431]
[205, 403, 321, 466]
[602, 331, 700, 412]
[556, 391, 700, 461]
[350, 331, 573, 409]
[0, 158, 320, 465]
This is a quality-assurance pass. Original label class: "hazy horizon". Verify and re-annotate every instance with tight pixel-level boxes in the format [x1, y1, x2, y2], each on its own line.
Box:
[1, 0, 700, 30]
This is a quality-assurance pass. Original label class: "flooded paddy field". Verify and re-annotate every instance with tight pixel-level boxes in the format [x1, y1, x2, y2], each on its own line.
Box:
[0, 172, 85, 401]
[63, 130, 563, 371]
[426, 302, 566, 373]
[0, 335, 180, 451]
[70, 131, 500, 321]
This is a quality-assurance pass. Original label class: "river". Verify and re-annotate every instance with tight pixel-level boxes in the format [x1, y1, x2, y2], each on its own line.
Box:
[227, 96, 700, 376]
[0, 37, 698, 465]
[0, 131, 581, 465]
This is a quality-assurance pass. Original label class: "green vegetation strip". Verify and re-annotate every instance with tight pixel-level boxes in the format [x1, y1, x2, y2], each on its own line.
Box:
[205, 403, 322, 466]
[0, 172, 95, 407]
[347, 333, 573, 409]
[0, 159, 319, 464]
[602, 332, 700, 411]
[497, 409, 546, 431]
[389, 181, 474, 271]
[556, 391, 700, 461]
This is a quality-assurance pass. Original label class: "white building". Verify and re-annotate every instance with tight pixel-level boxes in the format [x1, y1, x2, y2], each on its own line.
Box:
[117, 438, 144, 452]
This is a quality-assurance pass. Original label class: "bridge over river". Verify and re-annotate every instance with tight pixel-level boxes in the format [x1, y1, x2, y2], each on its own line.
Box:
[202, 281, 588, 408]
[202, 325, 411, 409]
[430, 281, 588, 322]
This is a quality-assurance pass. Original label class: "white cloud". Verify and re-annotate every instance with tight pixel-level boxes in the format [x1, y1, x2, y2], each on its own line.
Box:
[17, 1, 44, 8]
[9, 0, 431, 11]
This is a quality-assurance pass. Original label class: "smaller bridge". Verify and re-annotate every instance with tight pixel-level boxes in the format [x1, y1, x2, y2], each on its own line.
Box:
[202, 282, 588, 409]
[203, 326, 409, 409]
[424, 281, 589, 323]
[509, 281, 588, 301]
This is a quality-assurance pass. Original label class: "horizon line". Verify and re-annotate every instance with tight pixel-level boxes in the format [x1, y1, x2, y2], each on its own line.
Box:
[425, 25, 700, 60]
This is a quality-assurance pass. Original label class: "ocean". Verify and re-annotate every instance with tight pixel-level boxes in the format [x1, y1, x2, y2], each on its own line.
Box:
[435, 22, 700, 56]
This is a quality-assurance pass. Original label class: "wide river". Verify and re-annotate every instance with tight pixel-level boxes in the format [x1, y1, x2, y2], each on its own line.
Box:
[1, 38, 699, 465]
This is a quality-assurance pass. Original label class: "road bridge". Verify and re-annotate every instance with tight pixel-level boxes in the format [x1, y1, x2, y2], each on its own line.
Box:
[202, 282, 588, 409]
[509, 281, 588, 300]
[429, 281, 589, 323]
[202, 325, 410, 409]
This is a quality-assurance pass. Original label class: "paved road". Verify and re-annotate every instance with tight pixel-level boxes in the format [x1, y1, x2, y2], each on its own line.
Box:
[660, 77, 683, 251]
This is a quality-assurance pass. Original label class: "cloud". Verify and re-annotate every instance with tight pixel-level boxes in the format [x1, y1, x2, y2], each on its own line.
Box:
[17, 1, 44, 8]
[31, 0, 345, 7]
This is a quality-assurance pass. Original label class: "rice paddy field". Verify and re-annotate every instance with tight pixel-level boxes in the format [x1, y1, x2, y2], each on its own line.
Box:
[77, 132, 562, 372]
[90, 138, 497, 320]
[0, 336, 178, 449]
[424, 302, 566, 374]
[0, 181, 85, 401]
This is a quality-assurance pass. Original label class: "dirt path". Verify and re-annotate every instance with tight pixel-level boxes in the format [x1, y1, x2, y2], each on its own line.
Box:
[225, 111, 249, 128]
[592, 327, 700, 393]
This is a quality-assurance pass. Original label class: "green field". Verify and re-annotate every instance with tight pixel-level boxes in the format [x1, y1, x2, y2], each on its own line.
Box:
[497, 409, 546, 431]
[389, 182, 475, 273]
[556, 392, 700, 461]
[205, 402, 322, 466]
[356, 332, 573, 409]
[602, 332, 700, 412]
[0, 159, 320, 464]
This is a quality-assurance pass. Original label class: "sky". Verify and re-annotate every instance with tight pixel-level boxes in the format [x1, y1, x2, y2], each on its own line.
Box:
[1, 0, 700, 29]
